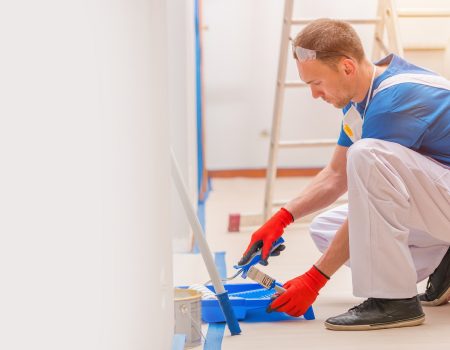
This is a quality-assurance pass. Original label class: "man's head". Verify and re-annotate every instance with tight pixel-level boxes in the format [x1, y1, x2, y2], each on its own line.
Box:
[292, 19, 370, 108]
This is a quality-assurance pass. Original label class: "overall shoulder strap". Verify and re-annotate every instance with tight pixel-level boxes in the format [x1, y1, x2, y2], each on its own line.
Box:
[373, 73, 450, 98]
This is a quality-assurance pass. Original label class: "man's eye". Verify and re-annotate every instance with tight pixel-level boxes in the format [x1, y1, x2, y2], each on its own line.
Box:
[313, 81, 321, 86]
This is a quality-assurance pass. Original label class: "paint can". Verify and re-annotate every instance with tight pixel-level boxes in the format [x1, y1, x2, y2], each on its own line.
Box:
[174, 288, 203, 348]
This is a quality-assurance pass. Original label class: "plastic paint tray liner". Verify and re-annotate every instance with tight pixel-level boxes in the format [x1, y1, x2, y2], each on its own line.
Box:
[201, 283, 315, 323]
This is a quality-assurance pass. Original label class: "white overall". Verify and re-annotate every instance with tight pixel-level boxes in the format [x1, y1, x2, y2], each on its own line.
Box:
[310, 73, 450, 298]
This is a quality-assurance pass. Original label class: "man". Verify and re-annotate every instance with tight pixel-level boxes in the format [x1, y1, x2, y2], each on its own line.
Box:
[239, 19, 450, 331]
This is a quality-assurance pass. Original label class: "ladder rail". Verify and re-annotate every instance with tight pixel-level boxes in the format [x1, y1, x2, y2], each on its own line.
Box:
[372, 0, 388, 60]
[263, 0, 295, 221]
[279, 139, 337, 148]
[384, 0, 404, 57]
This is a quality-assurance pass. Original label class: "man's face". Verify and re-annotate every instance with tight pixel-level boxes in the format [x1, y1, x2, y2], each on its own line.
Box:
[296, 58, 355, 109]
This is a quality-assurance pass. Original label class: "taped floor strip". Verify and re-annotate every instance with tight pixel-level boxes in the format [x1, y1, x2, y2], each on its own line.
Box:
[172, 334, 186, 350]
[204, 322, 225, 350]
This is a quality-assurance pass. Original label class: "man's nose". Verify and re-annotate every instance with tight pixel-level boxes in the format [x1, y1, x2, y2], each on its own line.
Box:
[310, 86, 322, 99]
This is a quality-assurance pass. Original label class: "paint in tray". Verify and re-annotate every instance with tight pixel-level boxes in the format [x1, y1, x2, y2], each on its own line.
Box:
[185, 283, 315, 323]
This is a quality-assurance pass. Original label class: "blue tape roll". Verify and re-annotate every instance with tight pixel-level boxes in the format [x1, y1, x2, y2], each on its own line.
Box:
[216, 291, 241, 335]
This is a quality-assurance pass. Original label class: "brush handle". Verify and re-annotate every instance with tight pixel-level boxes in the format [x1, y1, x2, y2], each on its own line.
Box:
[274, 285, 286, 294]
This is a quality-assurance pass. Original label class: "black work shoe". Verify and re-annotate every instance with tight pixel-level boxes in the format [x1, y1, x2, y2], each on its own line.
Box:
[419, 247, 450, 306]
[324, 296, 425, 331]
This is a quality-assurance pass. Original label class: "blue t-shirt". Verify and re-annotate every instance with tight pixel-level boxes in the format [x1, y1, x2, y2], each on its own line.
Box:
[337, 54, 450, 166]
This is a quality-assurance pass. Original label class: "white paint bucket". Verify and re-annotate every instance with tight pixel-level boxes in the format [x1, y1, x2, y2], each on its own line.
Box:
[174, 288, 203, 348]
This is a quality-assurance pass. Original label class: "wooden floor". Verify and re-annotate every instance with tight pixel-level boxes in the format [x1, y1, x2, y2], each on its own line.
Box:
[173, 178, 450, 350]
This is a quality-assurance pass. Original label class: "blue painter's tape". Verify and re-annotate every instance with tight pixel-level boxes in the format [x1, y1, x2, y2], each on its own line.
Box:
[204, 323, 225, 350]
[193, 199, 206, 254]
[172, 334, 186, 350]
[214, 251, 227, 279]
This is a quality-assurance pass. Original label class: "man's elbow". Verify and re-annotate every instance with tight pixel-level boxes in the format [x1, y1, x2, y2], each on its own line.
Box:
[327, 173, 347, 196]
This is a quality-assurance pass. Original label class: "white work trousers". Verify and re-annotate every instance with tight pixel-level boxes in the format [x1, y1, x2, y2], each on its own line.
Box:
[310, 139, 450, 298]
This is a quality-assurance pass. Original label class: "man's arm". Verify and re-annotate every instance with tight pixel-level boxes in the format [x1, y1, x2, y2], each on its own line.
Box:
[285, 145, 348, 219]
[239, 145, 349, 267]
[268, 219, 349, 317]
[267, 146, 350, 316]
[315, 218, 349, 277]
[286, 145, 350, 278]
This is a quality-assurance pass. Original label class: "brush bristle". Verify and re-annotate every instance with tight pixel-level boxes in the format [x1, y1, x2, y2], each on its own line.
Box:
[247, 266, 275, 289]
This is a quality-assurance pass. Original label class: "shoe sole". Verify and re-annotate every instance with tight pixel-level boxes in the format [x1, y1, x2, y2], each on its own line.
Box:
[324, 315, 425, 331]
[421, 286, 450, 306]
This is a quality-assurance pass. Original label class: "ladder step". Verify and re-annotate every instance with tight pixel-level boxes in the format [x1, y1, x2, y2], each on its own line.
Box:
[284, 81, 307, 88]
[273, 197, 348, 207]
[397, 9, 450, 18]
[291, 18, 381, 25]
[228, 197, 349, 232]
[279, 139, 336, 148]
[273, 200, 288, 207]
[404, 44, 446, 51]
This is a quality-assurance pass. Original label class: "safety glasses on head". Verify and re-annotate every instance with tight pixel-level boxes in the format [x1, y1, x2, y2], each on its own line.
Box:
[292, 45, 351, 62]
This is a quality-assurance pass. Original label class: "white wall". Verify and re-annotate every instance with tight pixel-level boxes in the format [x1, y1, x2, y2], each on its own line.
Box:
[398, 0, 450, 77]
[203, 0, 450, 170]
[167, 0, 198, 253]
[0, 1, 173, 349]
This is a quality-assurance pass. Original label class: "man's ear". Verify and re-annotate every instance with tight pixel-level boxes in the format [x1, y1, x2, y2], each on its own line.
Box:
[342, 58, 356, 76]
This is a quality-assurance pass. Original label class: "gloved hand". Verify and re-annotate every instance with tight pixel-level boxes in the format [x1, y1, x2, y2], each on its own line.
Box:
[267, 265, 329, 317]
[238, 208, 293, 266]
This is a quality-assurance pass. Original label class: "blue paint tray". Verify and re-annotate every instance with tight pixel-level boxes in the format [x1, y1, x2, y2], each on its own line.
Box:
[200, 283, 315, 323]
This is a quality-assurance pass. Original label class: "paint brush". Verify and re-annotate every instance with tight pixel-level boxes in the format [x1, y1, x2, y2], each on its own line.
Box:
[247, 266, 286, 294]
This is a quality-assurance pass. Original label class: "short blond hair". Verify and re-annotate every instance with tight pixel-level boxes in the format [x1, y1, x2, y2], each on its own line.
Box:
[293, 18, 365, 66]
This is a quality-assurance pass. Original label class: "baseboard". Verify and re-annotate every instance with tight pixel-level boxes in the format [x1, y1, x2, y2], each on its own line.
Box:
[208, 168, 323, 178]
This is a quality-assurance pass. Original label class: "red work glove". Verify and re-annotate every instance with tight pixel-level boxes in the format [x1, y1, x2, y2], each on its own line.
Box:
[238, 208, 294, 266]
[267, 265, 329, 317]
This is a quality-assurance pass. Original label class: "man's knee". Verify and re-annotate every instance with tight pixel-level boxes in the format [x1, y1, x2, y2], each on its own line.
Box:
[347, 138, 381, 166]
[309, 213, 324, 243]
[346, 138, 400, 178]
[309, 212, 335, 253]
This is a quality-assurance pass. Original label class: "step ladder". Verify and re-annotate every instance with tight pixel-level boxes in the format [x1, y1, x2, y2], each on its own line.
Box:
[228, 0, 450, 232]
